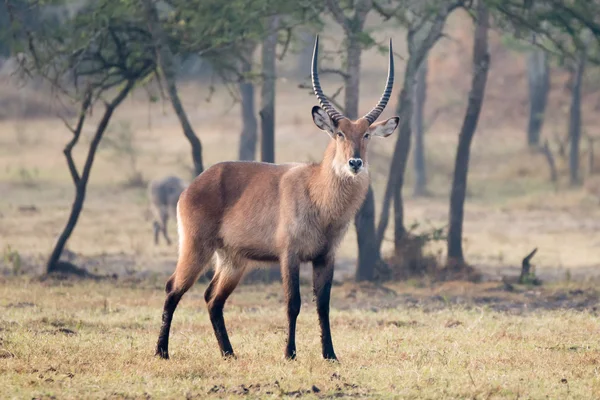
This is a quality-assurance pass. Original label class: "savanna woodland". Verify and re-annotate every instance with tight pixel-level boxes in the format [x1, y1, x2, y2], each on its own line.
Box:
[1, 0, 600, 398]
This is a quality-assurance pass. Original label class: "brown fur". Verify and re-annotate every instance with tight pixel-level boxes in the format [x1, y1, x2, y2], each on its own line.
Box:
[155, 112, 398, 361]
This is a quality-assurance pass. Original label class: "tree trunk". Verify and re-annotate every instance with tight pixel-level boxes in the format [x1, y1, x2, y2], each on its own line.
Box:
[344, 36, 361, 120]
[446, 1, 490, 268]
[375, 82, 413, 250]
[355, 187, 377, 281]
[569, 51, 586, 186]
[375, 10, 453, 254]
[413, 58, 428, 196]
[143, 0, 203, 175]
[393, 186, 404, 250]
[260, 15, 279, 164]
[343, 34, 379, 282]
[238, 42, 258, 161]
[296, 29, 313, 77]
[47, 82, 134, 273]
[526, 49, 550, 147]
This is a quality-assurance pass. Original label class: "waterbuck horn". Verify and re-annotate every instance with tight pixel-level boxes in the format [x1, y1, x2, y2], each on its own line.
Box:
[362, 39, 394, 125]
[311, 35, 345, 124]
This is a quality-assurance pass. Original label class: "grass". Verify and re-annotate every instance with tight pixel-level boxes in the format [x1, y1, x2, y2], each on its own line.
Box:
[1, 277, 600, 399]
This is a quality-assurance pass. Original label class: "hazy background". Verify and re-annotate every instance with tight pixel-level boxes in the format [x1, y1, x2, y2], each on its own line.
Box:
[1, 8, 599, 282]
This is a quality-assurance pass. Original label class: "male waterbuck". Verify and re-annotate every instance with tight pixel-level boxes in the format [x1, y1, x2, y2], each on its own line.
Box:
[148, 175, 188, 245]
[156, 36, 398, 361]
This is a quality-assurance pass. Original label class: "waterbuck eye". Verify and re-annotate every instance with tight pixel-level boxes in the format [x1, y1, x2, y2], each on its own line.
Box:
[336, 132, 344, 139]
[364, 133, 371, 140]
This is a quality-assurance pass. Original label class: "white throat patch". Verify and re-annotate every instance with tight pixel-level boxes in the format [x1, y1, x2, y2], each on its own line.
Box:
[332, 158, 367, 178]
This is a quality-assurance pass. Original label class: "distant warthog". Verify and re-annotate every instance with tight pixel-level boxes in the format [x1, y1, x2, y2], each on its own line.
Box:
[148, 175, 188, 245]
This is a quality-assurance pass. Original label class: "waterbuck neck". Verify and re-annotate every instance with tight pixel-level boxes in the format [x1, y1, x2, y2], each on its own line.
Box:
[309, 140, 369, 220]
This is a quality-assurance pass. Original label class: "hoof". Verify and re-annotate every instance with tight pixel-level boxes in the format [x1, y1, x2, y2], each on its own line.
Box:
[155, 347, 169, 359]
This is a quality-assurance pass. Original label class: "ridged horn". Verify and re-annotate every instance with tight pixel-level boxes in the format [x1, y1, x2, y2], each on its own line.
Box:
[311, 35, 344, 123]
[362, 39, 394, 125]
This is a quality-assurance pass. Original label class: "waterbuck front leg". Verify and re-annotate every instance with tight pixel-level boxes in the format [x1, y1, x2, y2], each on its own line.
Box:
[281, 252, 301, 359]
[312, 252, 337, 361]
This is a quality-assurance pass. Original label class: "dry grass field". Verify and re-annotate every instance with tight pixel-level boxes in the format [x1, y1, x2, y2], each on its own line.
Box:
[1, 278, 600, 399]
[2, 11, 600, 399]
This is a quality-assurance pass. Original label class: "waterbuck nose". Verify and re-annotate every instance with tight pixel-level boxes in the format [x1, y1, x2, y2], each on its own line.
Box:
[348, 158, 363, 172]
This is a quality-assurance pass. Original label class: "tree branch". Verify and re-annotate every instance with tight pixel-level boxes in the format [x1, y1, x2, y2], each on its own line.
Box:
[355, 0, 373, 25]
[277, 27, 293, 61]
[298, 83, 345, 113]
[62, 90, 92, 186]
[372, 1, 398, 21]
[79, 80, 135, 187]
[320, 68, 350, 80]
[325, 0, 351, 33]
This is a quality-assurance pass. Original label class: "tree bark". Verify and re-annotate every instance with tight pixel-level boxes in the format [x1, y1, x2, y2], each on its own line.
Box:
[413, 58, 428, 196]
[260, 15, 279, 164]
[393, 186, 404, 250]
[238, 42, 258, 161]
[344, 35, 361, 119]
[355, 187, 377, 281]
[387, 85, 413, 248]
[296, 29, 313, 77]
[47, 82, 134, 273]
[142, 0, 204, 175]
[526, 48, 550, 147]
[446, 1, 490, 267]
[569, 50, 586, 186]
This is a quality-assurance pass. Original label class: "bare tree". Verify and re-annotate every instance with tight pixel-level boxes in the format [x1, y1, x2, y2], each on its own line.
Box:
[238, 42, 259, 161]
[142, 0, 204, 175]
[526, 47, 550, 147]
[446, 0, 490, 269]
[413, 57, 428, 196]
[260, 15, 280, 163]
[8, 0, 157, 273]
[47, 84, 137, 273]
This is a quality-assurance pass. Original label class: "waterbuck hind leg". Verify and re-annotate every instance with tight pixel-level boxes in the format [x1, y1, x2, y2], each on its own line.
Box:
[155, 242, 214, 359]
[160, 211, 172, 245]
[205, 258, 245, 358]
[313, 253, 337, 361]
[282, 253, 301, 360]
[156, 276, 181, 359]
[153, 221, 161, 245]
[163, 228, 172, 246]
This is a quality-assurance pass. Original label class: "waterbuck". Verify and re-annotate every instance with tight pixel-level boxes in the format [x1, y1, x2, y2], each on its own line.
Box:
[156, 36, 398, 361]
[148, 175, 188, 246]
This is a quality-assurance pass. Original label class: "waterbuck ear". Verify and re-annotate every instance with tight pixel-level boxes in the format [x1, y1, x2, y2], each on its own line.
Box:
[368, 117, 399, 138]
[312, 106, 336, 137]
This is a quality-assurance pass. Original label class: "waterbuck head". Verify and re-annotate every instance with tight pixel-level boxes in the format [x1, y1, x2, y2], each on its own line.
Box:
[311, 36, 399, 178]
